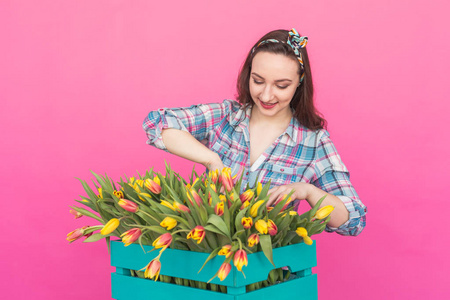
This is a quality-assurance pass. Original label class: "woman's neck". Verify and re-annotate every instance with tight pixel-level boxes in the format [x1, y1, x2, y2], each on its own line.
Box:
[249, 105, 293, 130]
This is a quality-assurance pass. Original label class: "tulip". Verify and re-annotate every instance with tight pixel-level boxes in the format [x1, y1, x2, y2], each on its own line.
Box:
[241, 217, 253, 229]
[152, 233, 173, 249]
[118, 199, 139, 213]
[217, 262, 231, 281]
[145, 178, 162, 194]
[255, 219, 268, 235]
[240, 201, 250, 210]
[187, 225, 205, 244]
[160, 200, 176, 211]
[218, 245, 233, 258]
[187, 189, 203, 206]
[209, 169, 219, 184]
[153, 176, 161, 186]
[66, 226, 87, 242]
[120, 228, 142, 246]
[296, 227, 308, 237]
[97, 187, 103, 199]
[160, 217, 177, 230]
[303, 236, 313, 245]
[233, 249, 248, 271]
[210, 184, 217, 192]
[219, 167, 233, 192]
[135, 179, 144, 187]
[101, 218, 120, 235]
[173, 201, 190, 213]
[247, 233, 260, 247]
[267, 219, 278, 236]
[275, 194, 292, 210]
[256, 182, 263, 196]
[250, 200, 265, 217]
[113, 190, 124, 199]
[144, 258, 161, 281]
[69, 209, 82, 219]
[313, 205, 334, 220]
[219, 195, 227, 202]
[240, 189, 254, 203]
[215, 202, 224, 216]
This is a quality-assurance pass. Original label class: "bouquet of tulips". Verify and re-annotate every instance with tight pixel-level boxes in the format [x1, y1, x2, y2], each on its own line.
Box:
[67, 163, 333, 292]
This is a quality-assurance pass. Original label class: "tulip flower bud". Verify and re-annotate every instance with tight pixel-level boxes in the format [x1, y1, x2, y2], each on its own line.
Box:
[187, 189, 203, 206]
[313, 205, 334, 220]
[218, 245, 233, 258]
[240, 200, 250, 210]
[255, 219, 268, 235]
[145, 178, 162, 194]
[69, 209, 82, 219]
[239, 189, 254, 203]
[160, 217, 177, 230]
[120, 228, 142, 246]
[219, 195, 227, 202]
[173, 201, 190, 213]
[303, 235, 313, 245]
[118, 199, 139, 213]
[241, 217, 253, 229]
[256, 182, 263, 196]
[218, 262, 231, 281]
[187, 226, 206, 244]
[97, 187, 103, 199]
[233, 249, 248, 271]
[215, 202, 224, 216]
[113, 190, 124, 199]
[295, 227, 308, 237]
[160, 200, 176, 211]
[66, 226, 88, 242]
[250, 200, 265, 217]
[267, 219, 278, 236]
[219, 167, 234, 192]
[247, 233, 260, 247]
[101, 218, 120, 235]
[144, 258, 161, 281]
[152, 233, 173, 250]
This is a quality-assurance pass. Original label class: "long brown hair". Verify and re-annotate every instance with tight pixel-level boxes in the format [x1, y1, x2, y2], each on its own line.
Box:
[236, 29, 327, 130]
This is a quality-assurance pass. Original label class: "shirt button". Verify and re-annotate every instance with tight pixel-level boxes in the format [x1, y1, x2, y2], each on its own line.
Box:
[224, 151, 228, 154]
[246, 172, 249, 175]
[280, 168, 284, 172]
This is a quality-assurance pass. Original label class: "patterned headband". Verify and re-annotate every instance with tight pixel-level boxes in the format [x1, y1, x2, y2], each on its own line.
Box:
[251, 28, 308, 83]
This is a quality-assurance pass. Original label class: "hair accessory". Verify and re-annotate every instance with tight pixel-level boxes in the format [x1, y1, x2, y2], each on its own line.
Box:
[251, 28, 308, 83]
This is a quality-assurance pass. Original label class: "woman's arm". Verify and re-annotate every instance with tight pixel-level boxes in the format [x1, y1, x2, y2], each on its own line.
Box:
[161, 128, 225, 171]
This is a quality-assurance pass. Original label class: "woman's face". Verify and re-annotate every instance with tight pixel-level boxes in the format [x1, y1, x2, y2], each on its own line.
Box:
[249, 51, 300, 119]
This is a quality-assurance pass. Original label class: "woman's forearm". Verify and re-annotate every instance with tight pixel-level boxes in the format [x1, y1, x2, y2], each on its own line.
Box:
[306, 184, 350, 228]
[161, 128, 220, 168]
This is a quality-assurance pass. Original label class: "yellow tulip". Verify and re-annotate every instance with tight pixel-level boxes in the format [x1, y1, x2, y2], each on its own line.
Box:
[250, 200, 265, 217]
[303, 236, 313, 245]
[256, 182, 263, 196]
[217, 263, 231, 281]
[296, 227, 308, 238]
[160, 217, 177, 230]
[144, 258, 161, 281]
[101, 218, 120, 235]
[255, 219, 268, 235]
[241, 217, 253, 229]
[218, 245, 233, 258]
[313, 205, 334, 220]
[160, 200, 176, 211]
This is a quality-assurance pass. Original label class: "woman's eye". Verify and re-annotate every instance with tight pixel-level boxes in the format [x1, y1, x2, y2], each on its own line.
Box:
[277, 86, 288, 89]
[253, 79, 263, 85]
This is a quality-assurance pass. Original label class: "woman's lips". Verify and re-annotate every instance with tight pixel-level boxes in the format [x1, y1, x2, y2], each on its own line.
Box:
[259, 99, 278, 109]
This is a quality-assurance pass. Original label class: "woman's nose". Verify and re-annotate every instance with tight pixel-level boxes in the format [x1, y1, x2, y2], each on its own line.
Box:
[260, 85, 274, 102]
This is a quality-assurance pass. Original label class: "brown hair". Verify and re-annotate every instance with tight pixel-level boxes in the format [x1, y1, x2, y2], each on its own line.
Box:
[236, 29, 327, 130]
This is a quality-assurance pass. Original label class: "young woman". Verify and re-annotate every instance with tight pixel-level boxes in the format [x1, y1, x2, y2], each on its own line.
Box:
[143, 28, 367, 236]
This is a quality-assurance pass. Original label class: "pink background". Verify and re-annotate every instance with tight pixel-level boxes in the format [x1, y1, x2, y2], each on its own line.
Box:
[1, 0, 449, 299]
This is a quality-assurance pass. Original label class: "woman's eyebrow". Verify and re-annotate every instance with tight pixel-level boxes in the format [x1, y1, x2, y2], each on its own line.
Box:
[251, 72, 292, 82]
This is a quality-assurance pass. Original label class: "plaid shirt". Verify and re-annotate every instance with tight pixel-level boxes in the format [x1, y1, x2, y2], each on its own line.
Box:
[143, 99, 367, 236]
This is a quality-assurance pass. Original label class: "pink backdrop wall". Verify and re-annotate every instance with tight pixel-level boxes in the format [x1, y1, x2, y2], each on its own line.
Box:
[1, 0, 449, 299]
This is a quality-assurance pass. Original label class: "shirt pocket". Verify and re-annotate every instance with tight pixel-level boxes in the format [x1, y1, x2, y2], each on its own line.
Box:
[270, 164, 310, 186]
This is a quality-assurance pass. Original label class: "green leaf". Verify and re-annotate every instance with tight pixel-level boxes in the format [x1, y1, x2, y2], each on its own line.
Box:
[207, 215, 230, 238]
[84, 232, 110, 243]
[259, 234, 275, 267]
[257, 181, 272, 200]
[308, 194, 328, 220]
[204, 225, 231, 239]
[234, 206, 249, 232]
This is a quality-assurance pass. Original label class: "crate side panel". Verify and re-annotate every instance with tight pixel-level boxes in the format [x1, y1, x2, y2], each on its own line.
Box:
[111, 273, 234, 300]
[237, 274, 318, 300]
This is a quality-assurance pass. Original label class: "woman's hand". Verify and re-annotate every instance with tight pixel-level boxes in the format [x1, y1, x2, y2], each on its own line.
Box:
[266, 182, 313, 207]
[203, 153, 225, 172]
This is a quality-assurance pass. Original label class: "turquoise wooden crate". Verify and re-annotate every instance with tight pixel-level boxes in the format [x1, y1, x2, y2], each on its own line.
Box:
[110, 240, 318, 299]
